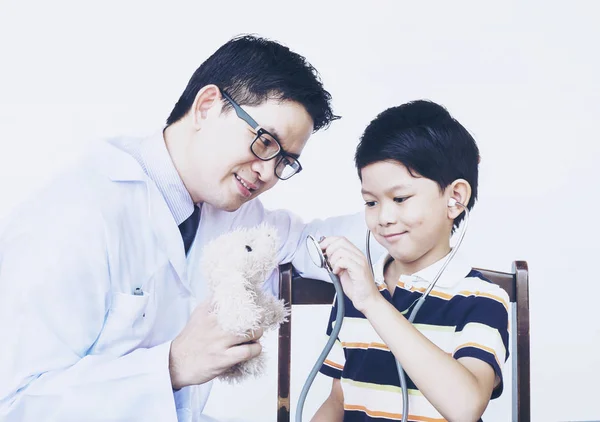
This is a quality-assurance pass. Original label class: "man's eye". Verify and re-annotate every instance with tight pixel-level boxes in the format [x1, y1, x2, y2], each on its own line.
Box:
[364, 201, 377, 207]
[260, 136, 272, 147]
[394, 197, 408, 203]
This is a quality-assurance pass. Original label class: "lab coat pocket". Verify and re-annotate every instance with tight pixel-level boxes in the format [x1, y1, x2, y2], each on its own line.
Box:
[93, 291, 153, 356]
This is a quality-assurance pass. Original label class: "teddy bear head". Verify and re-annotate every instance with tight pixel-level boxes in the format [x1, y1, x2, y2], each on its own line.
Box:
[201, 223, 280, 290]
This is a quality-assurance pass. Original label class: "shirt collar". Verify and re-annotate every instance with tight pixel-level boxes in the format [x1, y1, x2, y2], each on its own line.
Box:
[139, 130, 195, 225]
[372, 249, 472, 290]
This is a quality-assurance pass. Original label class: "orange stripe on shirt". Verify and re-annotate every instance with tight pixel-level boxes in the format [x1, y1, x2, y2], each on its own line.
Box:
[454, 342, 501, 367]
[396, 282, 452, 300]
[324, 359, 344, 370]
[344, 404, 446, 421]
[395, 283, 509, 311]
[342, 342, 389, 350]
[467, 291, 509, 311]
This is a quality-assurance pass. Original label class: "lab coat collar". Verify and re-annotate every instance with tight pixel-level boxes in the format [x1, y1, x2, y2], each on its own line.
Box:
[145, 178, 189, 288]
[93, 136, 190, 289]
[102, 137, 148, 182]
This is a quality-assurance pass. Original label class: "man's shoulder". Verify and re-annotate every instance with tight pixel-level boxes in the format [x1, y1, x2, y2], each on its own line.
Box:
[35, 135, 143, 182]
[49, 138, 144, 196]
[1, 136, 147, 228]
[460, 270, 510, 299]
[84, 136, 146, 178]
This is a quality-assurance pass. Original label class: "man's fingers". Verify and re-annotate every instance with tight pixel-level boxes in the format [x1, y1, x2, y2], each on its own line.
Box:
[223, 327, 264, 347]
[244, 327, 264, 342]
[225, 341, 263, 365]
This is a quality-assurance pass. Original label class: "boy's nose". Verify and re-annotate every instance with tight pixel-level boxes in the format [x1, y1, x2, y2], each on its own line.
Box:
[378, 204, 397, 226]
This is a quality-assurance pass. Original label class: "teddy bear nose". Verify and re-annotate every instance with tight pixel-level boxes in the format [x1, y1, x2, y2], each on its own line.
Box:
[245, 245, 252, 252]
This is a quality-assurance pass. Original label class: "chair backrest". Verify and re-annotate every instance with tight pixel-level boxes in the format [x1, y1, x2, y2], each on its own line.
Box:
[277, 261, 530, 422]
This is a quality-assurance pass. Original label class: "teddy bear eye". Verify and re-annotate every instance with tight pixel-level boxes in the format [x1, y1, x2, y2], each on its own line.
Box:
[245, 245, 252, 252]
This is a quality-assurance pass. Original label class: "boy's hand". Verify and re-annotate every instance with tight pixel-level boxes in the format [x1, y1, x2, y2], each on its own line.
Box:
[319, 236, 381, 313]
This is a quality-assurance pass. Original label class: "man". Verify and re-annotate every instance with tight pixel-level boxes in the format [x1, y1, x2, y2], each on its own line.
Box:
[0, 35, 381, 421]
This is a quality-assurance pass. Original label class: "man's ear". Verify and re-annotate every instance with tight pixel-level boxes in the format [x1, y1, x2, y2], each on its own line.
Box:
[190, 84, 222, 130]
[446, 179, 472, 219]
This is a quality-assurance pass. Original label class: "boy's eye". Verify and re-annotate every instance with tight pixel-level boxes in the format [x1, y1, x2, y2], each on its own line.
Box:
[394, 197, 408, 203]
[364, 201, 377, 208]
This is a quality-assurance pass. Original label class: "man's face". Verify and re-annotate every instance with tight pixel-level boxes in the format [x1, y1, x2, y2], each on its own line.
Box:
[182, 92, 313, 211]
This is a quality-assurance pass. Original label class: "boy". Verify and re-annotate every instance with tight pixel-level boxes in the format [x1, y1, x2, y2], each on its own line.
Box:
[313, 100, 509, 421]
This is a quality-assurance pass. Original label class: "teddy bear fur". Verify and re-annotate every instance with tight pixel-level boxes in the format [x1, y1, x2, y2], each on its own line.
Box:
[200, 223, 289, 383]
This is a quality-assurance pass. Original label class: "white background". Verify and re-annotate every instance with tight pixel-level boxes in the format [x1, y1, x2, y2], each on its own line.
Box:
[1, 1, 598, 421]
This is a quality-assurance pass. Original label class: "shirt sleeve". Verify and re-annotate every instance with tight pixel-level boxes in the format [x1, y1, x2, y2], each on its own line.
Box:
[451, 285, 510, 399]
[319, 296, 346, 379]
[255, 202, 386, 281]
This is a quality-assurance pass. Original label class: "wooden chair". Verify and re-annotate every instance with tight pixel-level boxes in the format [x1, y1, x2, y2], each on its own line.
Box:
[277, 261, 530, 422]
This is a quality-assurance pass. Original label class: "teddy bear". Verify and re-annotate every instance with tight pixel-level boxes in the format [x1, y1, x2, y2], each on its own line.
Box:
[200, 223, 289, 383]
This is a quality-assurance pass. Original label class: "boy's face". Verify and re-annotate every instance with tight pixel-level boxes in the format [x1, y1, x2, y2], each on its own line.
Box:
[181, 90, 314, 211]
[361, 160, 454, 274]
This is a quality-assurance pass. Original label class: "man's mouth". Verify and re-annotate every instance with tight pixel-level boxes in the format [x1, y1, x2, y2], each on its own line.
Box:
[235, 174, 258, 197]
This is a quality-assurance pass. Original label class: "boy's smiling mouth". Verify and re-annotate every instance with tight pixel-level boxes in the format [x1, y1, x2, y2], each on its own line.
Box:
[381, 231, 407, 240]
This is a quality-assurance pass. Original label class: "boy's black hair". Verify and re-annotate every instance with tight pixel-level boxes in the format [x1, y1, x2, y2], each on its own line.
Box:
[166, 34, 339, 131]
[355, 100, 479, 231]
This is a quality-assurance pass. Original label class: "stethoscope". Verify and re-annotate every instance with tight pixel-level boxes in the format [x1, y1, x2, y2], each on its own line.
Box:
[297, 198, 469, 422]
[296, 233, 345, 422]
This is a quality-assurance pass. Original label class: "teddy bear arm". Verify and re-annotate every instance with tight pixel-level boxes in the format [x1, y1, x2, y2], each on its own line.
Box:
[256, 292, 290, 330]
[211, 271, 262, 336]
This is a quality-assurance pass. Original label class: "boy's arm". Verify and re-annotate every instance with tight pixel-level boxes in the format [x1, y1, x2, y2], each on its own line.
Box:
[361, 297, 497, 421]
[311, 378, 344, 422]
[320, 236, 508, 422]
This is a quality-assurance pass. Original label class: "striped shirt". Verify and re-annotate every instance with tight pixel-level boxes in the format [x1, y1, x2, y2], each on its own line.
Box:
[320, 252, 510, 422]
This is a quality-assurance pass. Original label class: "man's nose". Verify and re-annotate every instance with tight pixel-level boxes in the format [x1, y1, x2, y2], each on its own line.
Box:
[251, 157, 278, 184]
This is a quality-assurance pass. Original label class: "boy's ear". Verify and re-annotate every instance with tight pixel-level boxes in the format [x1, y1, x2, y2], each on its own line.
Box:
[447, 179, 472, 219]
[190, 84, 223, 130]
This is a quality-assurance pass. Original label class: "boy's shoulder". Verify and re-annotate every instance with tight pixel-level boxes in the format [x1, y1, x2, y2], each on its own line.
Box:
[443, 268, 511, 313]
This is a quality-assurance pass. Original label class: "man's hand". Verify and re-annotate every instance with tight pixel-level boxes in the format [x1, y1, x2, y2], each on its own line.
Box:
[168, 301, 263, 389]
[319, 236, 381, 313]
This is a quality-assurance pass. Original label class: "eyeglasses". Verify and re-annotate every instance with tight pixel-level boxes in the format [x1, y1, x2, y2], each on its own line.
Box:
[221, 90, 302, 180]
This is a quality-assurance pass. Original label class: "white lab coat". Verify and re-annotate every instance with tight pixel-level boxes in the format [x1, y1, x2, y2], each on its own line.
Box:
[0, 138, 384, 422]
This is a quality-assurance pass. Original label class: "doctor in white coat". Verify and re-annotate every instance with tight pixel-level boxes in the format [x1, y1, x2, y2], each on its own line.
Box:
[0, 35, 382, 421]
